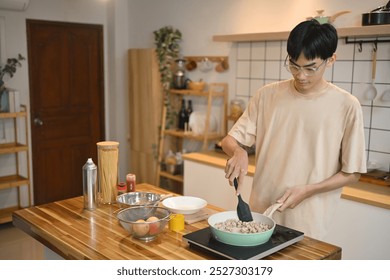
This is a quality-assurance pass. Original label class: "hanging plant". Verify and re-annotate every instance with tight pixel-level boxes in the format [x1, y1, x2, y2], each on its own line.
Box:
[0, 54, 25, 111]
[153, 26, 182, 128]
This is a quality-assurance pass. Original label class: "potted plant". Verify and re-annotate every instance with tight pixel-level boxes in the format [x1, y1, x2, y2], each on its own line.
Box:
[0, 54, 25, 112]
[153, 26, 182, 128]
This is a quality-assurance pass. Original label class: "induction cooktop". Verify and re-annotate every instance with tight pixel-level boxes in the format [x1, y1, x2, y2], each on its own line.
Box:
[183, 224, 304, 260]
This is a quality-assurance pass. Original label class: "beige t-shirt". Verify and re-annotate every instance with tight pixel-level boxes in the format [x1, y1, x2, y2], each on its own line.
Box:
[229, 79, 366, 239]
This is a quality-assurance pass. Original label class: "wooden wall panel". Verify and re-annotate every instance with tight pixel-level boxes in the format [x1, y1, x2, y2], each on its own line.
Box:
[128, 49, 162, 185]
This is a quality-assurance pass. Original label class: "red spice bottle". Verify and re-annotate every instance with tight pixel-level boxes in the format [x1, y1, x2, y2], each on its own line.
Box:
[117, 182, 127, 195]
[126, 174, 136, 192]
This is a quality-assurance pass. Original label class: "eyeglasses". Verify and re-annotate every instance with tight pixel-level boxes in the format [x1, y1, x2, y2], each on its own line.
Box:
[284, 56, 328, 76]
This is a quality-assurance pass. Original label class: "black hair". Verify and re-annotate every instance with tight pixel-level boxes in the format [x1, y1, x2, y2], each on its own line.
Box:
[287, 19, 338, 61]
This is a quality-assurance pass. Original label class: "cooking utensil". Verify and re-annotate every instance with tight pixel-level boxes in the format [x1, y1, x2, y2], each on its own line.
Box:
[185, 59, 197, 71]
[116, 192, 170, 208]
[207, 211, 275, 246]
[310, 10, 351, 24]
[362, 1, 390, 26]
[365, 46, 378, 101]
[233, 178, 253, 222]
[215, 58, 229, 72]
[183, 224, 304, 259]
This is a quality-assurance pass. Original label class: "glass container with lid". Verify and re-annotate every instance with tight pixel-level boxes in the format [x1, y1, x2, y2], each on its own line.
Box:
[230, 99, 245, 119]
[97, 141, 119, 204]
[173, 59, 187, 89]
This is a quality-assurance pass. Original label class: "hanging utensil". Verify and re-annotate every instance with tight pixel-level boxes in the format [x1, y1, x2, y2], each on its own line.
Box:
[233, 178, 253, 222]
[365, 44, 378, 101]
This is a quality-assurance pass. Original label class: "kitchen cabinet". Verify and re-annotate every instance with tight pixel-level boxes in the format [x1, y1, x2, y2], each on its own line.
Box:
[324, 194, 390, 260]
[156, 83, 228, 194]
[0, 105, 31, 224]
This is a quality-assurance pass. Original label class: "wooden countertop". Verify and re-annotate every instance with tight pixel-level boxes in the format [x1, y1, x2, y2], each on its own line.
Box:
[183, 151, 390, 210]
[12, 183, 341, 260]
[183, 150, 256, 176]
[342, 182, 390, 210]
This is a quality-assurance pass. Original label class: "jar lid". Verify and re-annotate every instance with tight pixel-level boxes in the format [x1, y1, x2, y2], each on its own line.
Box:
[97, 141, 119, 149]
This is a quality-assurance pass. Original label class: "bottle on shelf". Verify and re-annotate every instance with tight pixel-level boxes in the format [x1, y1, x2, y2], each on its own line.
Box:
[185, 99, 193, 132]
[178, 99, 188, 130]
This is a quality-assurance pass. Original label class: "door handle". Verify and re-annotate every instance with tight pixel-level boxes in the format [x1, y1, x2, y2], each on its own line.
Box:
[34, 117, 43, 126]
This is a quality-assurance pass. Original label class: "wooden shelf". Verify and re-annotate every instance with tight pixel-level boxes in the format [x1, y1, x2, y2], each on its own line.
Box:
[0, 105, 31, 224]
[170, 88, 226, 97]
[156, 83, 228, 192]
[0, 175, 30, 190]
[0, 206, 21, 224]
[159, 171, 184, 183]
[0, 142, 28, 154]
[164, 129, 223, 140]
[0, 111, 27, 118]
[213, 25, 390, 42]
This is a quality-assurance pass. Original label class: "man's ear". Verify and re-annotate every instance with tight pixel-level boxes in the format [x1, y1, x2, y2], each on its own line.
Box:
[327, 53, 337, 67]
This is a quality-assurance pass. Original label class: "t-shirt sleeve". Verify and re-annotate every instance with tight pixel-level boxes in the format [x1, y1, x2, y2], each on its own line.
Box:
[340, 99, 367, 174]
[228, 95, 258, 147]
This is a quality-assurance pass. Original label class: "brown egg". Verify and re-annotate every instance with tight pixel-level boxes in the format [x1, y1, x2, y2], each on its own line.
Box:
[147, 216, 161, 235]
[133, 219, 149, 236]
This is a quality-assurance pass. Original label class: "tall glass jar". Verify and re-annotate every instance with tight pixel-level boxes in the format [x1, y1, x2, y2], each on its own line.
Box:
[97, 141, 119, 204]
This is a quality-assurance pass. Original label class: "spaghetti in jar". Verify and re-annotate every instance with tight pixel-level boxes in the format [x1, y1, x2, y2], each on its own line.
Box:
[97, 141, 119, 204]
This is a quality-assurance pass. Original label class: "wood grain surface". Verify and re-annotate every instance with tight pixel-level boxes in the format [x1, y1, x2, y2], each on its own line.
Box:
[12, 183, 341, 260]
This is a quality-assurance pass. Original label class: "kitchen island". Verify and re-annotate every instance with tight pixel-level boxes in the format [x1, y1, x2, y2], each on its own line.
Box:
[12, 183, 341, 260]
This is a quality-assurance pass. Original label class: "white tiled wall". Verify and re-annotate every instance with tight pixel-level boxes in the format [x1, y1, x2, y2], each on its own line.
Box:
[233, 38, 390, 172]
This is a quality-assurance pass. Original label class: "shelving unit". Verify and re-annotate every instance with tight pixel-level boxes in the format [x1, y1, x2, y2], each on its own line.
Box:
[213, 25, 390, 42]
[156, 83, 228, 193]
[0, 105, 31, 224]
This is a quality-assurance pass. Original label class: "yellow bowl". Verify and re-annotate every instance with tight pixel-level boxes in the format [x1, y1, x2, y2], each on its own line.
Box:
[188, 81, 206, 91]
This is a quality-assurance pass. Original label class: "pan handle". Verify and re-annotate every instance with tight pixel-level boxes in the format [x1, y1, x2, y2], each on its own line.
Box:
[263, 202, 283, 218]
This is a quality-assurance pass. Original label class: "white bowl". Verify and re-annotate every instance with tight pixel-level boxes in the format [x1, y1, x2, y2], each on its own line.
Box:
[162, 196, 207, 214]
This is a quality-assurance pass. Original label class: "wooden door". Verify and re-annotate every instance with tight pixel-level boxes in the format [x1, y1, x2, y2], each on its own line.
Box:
[27, 20, 105, 205]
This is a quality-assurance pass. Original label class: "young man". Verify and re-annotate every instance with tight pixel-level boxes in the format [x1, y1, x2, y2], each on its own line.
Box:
[222, 20, 366, 239]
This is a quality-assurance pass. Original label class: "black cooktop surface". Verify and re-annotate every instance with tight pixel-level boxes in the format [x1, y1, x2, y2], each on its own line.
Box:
[183, 224, 304, 260]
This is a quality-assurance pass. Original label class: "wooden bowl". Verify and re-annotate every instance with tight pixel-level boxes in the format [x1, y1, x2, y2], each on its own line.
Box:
[188, 81, 206, 91]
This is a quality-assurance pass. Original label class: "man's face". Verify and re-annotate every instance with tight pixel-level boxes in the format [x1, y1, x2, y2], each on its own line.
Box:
[288, 53, 333, 94]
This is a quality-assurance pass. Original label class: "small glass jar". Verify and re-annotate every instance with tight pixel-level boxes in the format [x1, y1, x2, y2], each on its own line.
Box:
[117, 182, 127, 195]
[230, 99, 245, 119]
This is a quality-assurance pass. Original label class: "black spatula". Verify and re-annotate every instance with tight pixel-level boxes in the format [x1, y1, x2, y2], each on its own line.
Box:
[233, 178, 253, 222]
